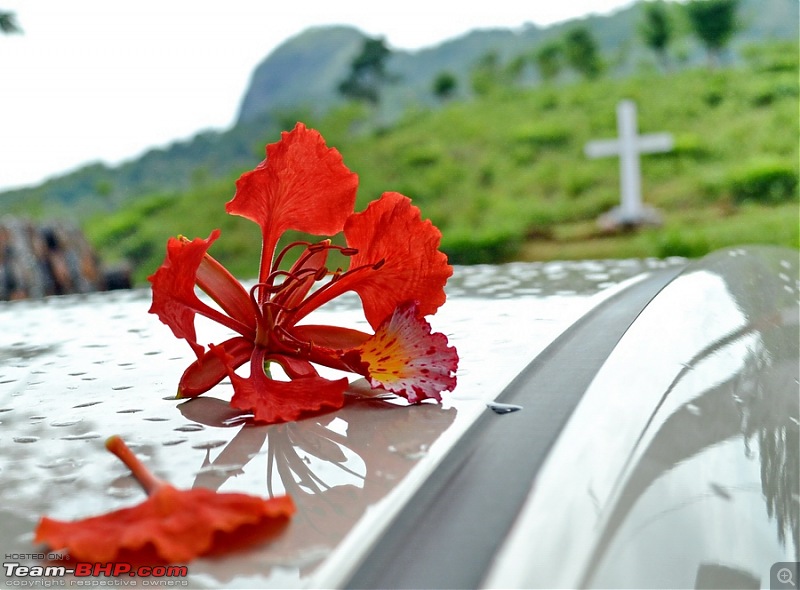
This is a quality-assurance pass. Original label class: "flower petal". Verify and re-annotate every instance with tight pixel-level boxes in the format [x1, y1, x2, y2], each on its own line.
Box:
[225, 347, 348, 424]
[35, 485, 295, 563]
[291, 324, 371, 371]
[289, 193, 453, 328]
[351, 301, 458, 403]
[346, 193, 452, 328]
[226, 123, 358, 282]
[195, 246, 255, 331]
[148, 230, 253, 357]
[34, 437, 295, 563]
[178, 337, 254, 398]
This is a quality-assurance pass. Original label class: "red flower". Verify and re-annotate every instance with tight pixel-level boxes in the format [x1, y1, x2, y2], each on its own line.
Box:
[35, 436, 294, 562]
[148, 123, 458, 424]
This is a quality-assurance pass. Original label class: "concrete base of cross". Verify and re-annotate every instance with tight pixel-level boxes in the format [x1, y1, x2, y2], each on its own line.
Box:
[597, 204, 663, 233]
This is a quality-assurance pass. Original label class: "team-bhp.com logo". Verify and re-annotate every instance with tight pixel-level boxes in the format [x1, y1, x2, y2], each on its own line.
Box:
[3, 556, 188, 587]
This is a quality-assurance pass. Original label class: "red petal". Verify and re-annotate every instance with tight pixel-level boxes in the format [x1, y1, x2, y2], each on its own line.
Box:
[195, 248, 255, 331]
[291, 324, 371, 371]
[178, 337, 254, 398]
[34, 437, 295, 563]
[226, 347, 348, 424]
[289, 193, 453, 328]
[35, 487, 295, 563]
[148, 231, 253, 356]
[352, 301, 458, 403]
[226, 124, 358, 282]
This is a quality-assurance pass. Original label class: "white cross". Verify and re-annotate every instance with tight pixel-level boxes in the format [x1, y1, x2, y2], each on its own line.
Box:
[584, 100, 673, 225]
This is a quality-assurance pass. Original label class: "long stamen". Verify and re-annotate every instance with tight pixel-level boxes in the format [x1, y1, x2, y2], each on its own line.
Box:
[274, 325, 313, 355]
[286, 260, 381, 324]
[271, 241, 315, 276]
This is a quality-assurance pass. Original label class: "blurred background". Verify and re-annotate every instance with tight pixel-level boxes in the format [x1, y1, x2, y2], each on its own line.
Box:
[0, 0, 797, 293]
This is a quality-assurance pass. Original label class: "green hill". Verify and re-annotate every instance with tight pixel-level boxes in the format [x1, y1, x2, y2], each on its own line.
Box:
[84, 44, 799, 284]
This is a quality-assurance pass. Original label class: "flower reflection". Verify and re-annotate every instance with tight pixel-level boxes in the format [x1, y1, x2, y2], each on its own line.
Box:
[178, 390, 457, 576]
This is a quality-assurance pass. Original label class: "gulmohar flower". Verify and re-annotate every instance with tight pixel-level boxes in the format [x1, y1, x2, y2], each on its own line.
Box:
[148, 123, 458, 424]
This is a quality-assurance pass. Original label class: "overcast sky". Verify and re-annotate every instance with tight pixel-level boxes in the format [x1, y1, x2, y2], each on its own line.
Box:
[0, 0, 638, 192]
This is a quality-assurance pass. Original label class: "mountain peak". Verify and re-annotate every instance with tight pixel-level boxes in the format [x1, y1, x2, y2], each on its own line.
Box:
[237, 25, 368, 123]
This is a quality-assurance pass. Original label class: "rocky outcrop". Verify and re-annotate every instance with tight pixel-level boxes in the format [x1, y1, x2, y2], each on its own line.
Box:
[0, 217, 130, 300]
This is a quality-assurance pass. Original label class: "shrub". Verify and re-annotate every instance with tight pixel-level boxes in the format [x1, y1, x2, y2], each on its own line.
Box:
[655, 230, 710, 258]
[441, 228, 523, 265]
[728, 162, 799, 204]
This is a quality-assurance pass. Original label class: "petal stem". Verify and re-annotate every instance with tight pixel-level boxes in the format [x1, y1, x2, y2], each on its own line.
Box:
[105, 436, 164, 495]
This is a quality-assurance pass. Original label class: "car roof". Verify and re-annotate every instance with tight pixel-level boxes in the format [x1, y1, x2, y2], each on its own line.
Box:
[1, 248, 796, 589]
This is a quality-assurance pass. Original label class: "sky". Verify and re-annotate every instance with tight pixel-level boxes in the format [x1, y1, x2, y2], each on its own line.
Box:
[0, 0, 637, 193]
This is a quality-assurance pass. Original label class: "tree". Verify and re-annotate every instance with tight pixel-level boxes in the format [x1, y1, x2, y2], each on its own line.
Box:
[470, 51, 502, 96]
[684, 0, 739, 67]
[563, 27, 603, 79]
[0, 10, 22, 34]
[338, 37, 392, 105]
[533, 41, 563, 82]
[640, 1, 673, 70]
[432, 71, 458, 101]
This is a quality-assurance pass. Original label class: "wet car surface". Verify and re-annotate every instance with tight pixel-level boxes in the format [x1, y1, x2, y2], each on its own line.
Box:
[0, 247, 796, 589]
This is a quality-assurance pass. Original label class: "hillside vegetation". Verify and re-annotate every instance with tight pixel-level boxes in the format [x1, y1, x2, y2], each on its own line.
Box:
[84, 42, 799, 284]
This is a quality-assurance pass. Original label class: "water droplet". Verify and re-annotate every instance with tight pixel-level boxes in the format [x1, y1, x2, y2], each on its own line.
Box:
[60, 432, 102, 441]
[174, 424, 204, 432]
[191, 440, 227, 450]
[196, 464, 244, 476]
[107, 485, 139, 498]
[709, 482, 732, 500]
[388, 442, 429, 460]
[222, 415, 253, 427]
[143, 417, 169, 422]
[51, 419, 83, 427]
[38, 458, 81, 472]
[116, 409, 143, 414]
[73, 401, 102, 408]
[111, 385, 133, 391]
[50, 475, 79, 484]
[487, 402, 523, 414]
[162, 438, 188, 447]
[13, 436, 39, 443]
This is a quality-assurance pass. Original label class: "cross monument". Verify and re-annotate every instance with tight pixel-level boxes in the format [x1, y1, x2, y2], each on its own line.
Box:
[584, 100, 673, 229]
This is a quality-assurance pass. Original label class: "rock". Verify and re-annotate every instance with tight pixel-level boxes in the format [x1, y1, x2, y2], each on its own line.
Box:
[0, 216, 130, 300]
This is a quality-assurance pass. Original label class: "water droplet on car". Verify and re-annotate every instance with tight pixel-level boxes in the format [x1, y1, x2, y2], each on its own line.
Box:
[191, 440, 226, 450]
[174, 424, 204, 432]
[61, 432, 102, 441]
[73, 401, 102, 408]
[487, 402, 523, 414]
[51, 419, 83, 427]
[13, 436, 39, 443]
